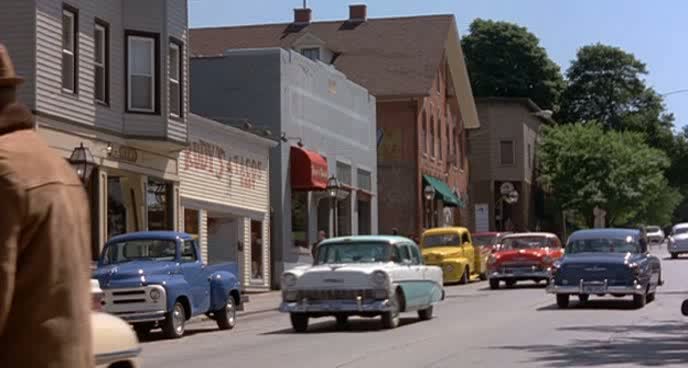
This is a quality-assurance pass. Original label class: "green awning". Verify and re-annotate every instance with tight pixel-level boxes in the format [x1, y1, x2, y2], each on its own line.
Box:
[422, 175, 464, 208]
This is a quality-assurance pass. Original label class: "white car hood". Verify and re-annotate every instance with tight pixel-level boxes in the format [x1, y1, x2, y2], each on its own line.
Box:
[671, 233, 688, 241]
[285, 263, 393, 289]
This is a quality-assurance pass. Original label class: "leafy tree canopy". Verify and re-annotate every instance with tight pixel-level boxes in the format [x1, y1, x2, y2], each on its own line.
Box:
[537, 123, 678, 227]
[461, 19, 565, 110]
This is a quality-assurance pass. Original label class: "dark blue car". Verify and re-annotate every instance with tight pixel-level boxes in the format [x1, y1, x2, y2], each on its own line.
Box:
[546, 228, 662, 309]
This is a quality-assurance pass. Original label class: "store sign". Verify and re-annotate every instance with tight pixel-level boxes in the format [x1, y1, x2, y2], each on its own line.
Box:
[109, 144, 139, 163]
[183, 140, 264, 190]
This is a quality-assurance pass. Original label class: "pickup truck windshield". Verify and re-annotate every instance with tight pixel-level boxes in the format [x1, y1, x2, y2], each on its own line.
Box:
[566, 238, 640, 254]
[102, 239, 177, 264]
[423, 234, 461, 247]
[503, 237, 550, 249]
[316, 242, 389, 264]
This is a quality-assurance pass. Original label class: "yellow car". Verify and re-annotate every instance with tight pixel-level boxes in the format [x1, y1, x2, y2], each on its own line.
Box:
[420, 227, 486, 284]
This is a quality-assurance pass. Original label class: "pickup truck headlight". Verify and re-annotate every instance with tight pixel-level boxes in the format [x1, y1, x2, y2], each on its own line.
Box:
[282, 273, 297, 288]
[149, 288, 161, 301]
[627, 263, 641, 277]
[370, 271, 389, 287]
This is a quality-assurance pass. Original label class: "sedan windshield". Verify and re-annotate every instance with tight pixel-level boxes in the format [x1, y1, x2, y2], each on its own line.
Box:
[566, 238, 640, 254]
[503, 237, 550, 249]
[102, 239, 177, 265]
[673, 227, 688, 236]
[423, 234, 461, 248]
[473, 235, 497, 247]
[316, 242, 389, 265]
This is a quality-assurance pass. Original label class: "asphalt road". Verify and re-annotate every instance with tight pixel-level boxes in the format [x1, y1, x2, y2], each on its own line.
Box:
[141, 244, 688, 368]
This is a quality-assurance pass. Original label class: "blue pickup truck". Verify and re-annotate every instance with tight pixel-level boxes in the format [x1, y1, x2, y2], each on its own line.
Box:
[93, 231, 245, 339]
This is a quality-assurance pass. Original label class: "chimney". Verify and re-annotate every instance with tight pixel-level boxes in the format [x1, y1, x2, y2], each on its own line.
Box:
[294, 8, 312, 25]
[349, 4, 367, 22]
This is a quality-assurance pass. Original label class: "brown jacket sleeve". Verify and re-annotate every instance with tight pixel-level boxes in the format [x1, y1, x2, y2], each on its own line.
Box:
[0, 177, 23, 335]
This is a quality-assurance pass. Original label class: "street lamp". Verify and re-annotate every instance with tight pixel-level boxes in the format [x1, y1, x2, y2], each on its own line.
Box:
[326, 176, 340, 237]
[424, 185, 436, 228]
[68, 142, 96, 183]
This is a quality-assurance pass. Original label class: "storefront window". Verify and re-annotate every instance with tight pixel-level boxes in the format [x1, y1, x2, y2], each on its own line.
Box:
[291, 191, 308, 248]
[147, 177, 172, 231]
[107, 176, 127, 240]
[357, 198, 371, 235]
[317, 197, 331, 237]
[250, 220, 263, 280]
[337, 194, 352, 236]
[184, 208, 199, 240]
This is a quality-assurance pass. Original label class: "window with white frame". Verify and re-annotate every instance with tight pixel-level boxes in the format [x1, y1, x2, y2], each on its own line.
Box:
[94, 21, 108, 104]
[301, 47, 320, 61]
[169, 41, 182, 117]
[62, 7, 77, 93]
[127, 34, 156, 112]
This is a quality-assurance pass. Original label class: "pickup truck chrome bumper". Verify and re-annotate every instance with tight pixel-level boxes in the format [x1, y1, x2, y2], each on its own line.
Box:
[113, 310, 167, 323]
[546, 279, 644, 295]
[280, 299, 392, 313]
[489, 270, 549, 279]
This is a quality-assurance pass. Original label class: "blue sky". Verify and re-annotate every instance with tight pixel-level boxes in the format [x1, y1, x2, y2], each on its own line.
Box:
[190, 0, 688, 128]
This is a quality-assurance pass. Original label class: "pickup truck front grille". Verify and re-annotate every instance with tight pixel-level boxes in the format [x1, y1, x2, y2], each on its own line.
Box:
[104, 286, 166, 315]
[297, 289, 375, 301]
[111, 289, 147, 304]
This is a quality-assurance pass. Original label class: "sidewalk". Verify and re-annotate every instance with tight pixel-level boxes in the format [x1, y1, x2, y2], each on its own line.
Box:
[189, 290, 281, 325]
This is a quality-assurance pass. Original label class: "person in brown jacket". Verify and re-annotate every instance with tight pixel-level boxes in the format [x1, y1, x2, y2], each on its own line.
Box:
[0, 44, 94, 367]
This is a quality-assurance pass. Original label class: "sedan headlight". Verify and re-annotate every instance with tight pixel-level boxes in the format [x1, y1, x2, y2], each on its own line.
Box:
[149, 288, 161, 301]
[370, 271, 389, 287]
[282, 273, 298, 288]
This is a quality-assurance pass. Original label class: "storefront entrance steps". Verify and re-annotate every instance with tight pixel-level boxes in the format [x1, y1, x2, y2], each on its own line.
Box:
[188, 290, 281, 325]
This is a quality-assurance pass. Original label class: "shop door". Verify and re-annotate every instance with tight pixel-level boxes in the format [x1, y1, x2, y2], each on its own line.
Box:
[207, 217, 238, 266]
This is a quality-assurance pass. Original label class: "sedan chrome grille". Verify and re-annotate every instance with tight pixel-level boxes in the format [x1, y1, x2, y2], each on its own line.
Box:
[297, 289, 375, 301]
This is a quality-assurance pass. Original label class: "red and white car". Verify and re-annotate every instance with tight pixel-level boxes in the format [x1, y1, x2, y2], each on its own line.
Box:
[487, 232, 563, 289]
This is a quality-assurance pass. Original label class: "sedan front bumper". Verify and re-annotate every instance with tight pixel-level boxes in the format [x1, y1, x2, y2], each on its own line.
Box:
[546, 279, 645, 295]
[280, 299, 392, 314]
[489, 270, 550, 280]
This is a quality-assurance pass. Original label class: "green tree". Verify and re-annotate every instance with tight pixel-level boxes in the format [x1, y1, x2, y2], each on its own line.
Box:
[537, 123, 677, 227]
[461, 19, 565, 110]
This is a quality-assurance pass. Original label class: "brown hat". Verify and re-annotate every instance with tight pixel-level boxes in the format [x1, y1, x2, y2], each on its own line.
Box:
[0, 44, 24, 87]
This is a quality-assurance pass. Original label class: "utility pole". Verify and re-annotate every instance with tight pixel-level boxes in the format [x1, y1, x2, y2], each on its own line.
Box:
[303, 0, 307, 9]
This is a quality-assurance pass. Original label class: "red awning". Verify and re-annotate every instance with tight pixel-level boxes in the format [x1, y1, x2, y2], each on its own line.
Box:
[290, 146, 328, 191]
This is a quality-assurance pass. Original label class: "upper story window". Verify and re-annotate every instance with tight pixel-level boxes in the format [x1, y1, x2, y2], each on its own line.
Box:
[301, 47, 320, 61]
[169, 39, 183, 118]
[94, 20, 109, 104]
[430, 116, 436, 158]
[126, 31, 159, 114]
[61, 6, 78, 93]
[500, 140, 515, 166]
[421, 114, 427, 154]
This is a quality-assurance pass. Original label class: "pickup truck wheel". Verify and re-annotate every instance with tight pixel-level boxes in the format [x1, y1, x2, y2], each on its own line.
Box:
[489, 279, 500, 290]
[459, 266, 469, 285]
[556, 294, 570, 308]
[633, 291, 647, 309]
[381, 292, 401, 329]
[681, 299, 688, 316]
[216, 296, 237, 330]
[290, 313, 309, 333]
[162, 301, 186, 339]
[418, 306, 433, 321]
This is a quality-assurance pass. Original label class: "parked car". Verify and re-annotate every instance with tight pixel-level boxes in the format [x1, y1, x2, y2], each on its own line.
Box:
[92, 231, 245, 339]
[279, 235, 444, 332]
[487, 232, 563, 289]
[421, 227, 487, 283]
[646, 225, 665, 245]
[91, 279, 142, 368]
[667, 223, 688, 258]
[472, 232, 513, 253]
[547, 228, 662, 308]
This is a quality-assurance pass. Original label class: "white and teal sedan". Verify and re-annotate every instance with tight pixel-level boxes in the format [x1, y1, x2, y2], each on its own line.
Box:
[280, 236, 444, 332]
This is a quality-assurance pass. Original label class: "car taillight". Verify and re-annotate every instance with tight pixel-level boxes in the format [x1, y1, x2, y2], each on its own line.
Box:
[92, 292, 105, 312]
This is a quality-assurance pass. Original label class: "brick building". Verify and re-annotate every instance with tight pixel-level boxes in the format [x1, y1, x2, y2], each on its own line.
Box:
[189, 4, 479, 237]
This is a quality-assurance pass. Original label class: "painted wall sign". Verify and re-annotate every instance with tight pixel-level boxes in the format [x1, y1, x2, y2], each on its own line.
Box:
[183, 140, 265, 191]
